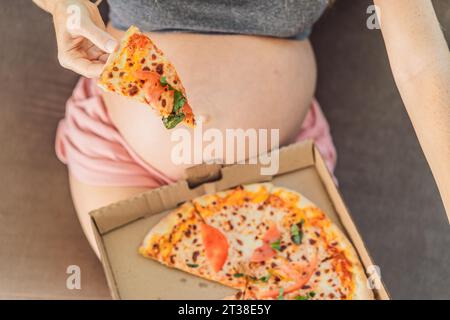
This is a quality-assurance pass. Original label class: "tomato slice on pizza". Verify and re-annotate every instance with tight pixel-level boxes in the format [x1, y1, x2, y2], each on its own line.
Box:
[98, 26, 195, 129]
[139, 202, 246, 289]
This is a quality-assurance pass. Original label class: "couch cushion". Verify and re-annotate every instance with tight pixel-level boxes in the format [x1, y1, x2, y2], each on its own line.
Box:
[0, 2, 109, 299]
[311, 0, 450, 299]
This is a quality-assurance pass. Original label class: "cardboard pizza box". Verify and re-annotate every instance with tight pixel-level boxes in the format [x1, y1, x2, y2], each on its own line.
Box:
[90, 140, 390, 300]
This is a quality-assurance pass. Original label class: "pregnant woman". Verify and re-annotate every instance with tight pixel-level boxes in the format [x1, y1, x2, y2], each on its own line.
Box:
[33, 0, 450, 256]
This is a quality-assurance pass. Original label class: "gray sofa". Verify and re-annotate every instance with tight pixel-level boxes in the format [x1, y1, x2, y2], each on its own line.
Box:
[0, 0, 448, 299]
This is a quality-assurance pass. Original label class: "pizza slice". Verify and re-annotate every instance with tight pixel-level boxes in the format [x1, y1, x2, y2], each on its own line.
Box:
[242, 187, 373, 300]
[98, 26, 195, 129]
[139, 202, 246, 289]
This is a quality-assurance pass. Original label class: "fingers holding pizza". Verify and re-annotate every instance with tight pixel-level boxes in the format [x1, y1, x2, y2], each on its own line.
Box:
[51, 0, 118, 78]
[47, 0, 195, 128]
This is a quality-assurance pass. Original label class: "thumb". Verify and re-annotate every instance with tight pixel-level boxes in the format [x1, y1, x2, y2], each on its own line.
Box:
[79, 21, 118, 53]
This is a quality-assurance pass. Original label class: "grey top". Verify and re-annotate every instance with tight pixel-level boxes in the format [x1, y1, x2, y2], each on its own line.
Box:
[108, 0, 328, 40]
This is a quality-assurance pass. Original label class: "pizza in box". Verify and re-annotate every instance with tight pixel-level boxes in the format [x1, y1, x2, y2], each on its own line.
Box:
[139, 183, 373, 300]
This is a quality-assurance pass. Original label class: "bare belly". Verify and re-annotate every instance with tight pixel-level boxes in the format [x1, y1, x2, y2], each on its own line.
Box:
[103, 24, 317, 180]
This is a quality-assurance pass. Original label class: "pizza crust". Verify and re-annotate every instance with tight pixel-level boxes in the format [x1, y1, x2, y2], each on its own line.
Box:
[325, 223, 374, 300]
[139, 202, 198, 259]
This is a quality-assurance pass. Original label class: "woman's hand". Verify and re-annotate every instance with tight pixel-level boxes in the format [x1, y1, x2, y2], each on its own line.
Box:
[374, 0, 450, 219]
[51, 0, 118, 78]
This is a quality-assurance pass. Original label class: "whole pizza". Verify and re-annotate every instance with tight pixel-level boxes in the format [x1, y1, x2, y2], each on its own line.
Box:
[139, 183, 373, 300]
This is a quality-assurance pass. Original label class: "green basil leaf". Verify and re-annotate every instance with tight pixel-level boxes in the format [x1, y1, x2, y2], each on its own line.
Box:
[160, 76, 168, 86]
[233, 273, 244, 278]
[173, 90, 186, 113]
[270, 239, 281, 251]
[291, 220, 305, 245]
[259, 275, 270, 283]
[162, 113, 185, 129]
[291, 224, 299, 234]
[186, 263, 199, 268]
[295, 291, 315, 300]
[290, 224, 303, 245]
[278, 288, 284, 300]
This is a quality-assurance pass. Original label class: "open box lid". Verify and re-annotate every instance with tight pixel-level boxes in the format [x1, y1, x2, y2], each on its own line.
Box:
[90, 140, 390, 300]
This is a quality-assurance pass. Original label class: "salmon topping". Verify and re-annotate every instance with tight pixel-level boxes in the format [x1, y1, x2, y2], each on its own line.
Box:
[251, 223, 281, 262]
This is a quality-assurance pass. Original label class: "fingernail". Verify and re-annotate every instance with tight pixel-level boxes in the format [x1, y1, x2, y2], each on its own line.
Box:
[105, 39, 118, 53]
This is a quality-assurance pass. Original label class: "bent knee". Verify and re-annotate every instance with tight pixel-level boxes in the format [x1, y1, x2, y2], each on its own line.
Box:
[68, 174, 149, 259]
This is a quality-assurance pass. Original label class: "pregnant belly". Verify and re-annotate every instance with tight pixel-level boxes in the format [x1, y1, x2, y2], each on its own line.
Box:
[103, 26, 317, 180]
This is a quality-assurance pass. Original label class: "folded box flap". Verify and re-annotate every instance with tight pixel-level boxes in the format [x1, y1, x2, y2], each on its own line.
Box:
[91, 140, 316, 234]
